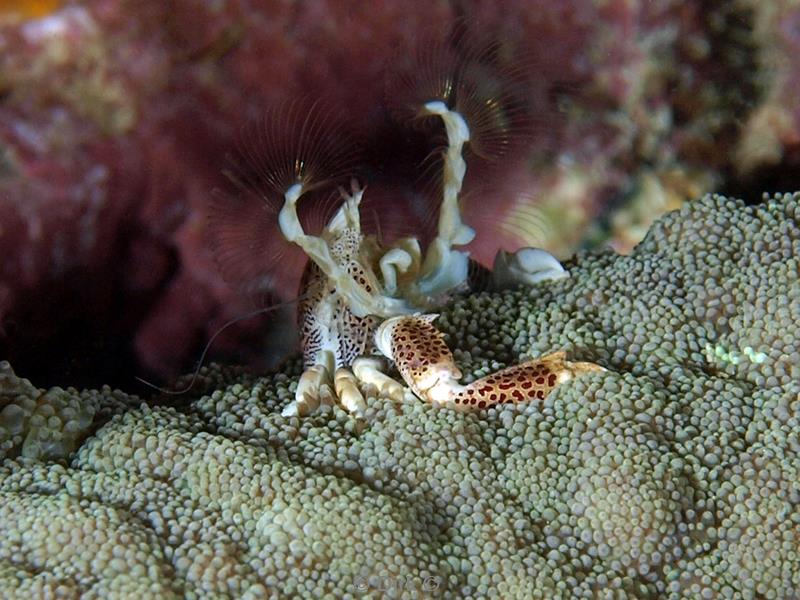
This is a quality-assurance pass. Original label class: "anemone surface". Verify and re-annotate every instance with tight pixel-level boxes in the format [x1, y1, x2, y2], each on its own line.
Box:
[1, 193, 799, 599]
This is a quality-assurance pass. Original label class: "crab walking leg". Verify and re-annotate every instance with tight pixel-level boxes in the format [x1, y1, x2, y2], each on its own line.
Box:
[278, 183, 413, 318]
[418, 102, 476, 296]
[333, 368, 366, 417]
[282, 350, 336, 417]
[352, 357, 405, 401]
[376, 314, 606, 409]
[289, 357, 407, 418]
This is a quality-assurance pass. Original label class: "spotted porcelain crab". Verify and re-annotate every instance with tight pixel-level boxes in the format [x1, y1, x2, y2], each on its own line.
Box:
[209, 28, 606, 417]
[265, 97, 604, 417]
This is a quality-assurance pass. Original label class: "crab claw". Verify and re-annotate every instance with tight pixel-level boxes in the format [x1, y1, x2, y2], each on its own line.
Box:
[376, 314, 605, 409]
[492, 248, 569, 289]
[375, 314, 465, 405]
[451, 352, 605, 410]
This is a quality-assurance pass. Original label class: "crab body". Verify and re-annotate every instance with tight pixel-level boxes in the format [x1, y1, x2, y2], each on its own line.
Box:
[297, 246, 381, 370]
[289, 214, 604, 418]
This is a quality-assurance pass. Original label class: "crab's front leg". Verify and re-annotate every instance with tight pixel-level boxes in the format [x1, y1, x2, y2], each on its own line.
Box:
[282, 350, 335, 417]
[375, 314, 605, 409]
[278, 182, 413, 319]
[375, 314, 465, 405]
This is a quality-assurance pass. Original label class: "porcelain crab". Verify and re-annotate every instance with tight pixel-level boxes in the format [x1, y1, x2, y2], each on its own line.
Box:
[269, 99, 604, 417]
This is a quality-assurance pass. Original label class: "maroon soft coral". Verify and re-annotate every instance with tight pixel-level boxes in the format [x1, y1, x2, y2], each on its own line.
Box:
[0, 0, 791, 391]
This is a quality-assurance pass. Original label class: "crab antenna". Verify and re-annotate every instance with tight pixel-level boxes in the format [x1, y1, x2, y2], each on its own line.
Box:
[134, 293, 308, 396]
[208, 99, 364, 298]
[385, 19, 539, 163]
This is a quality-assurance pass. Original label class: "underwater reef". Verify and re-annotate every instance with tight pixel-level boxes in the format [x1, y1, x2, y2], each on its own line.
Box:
[2, 0, 800, 388]
[0, 192, 798, 598]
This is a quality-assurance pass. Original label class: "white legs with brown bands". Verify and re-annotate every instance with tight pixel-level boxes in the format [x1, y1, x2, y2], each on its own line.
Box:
[283, 350, 336, 417]
[351, 357, 405, 401]
[283, 353, 407, 418]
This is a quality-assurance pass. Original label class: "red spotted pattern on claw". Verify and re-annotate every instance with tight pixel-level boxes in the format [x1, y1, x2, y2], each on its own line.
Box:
[387, 315, 460, 398]
[452, 351, 605, 409]
[382, 317, 605, 409]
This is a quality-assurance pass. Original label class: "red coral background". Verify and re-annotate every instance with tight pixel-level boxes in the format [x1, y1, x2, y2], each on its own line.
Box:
[1, 0, 799, 391]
